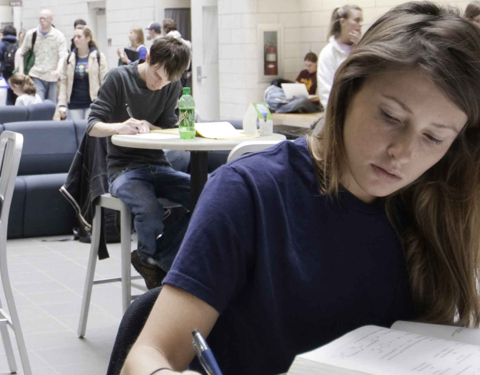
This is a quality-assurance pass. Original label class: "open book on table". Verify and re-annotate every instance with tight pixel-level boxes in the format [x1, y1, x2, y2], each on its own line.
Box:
[151, 122, 259, 139]
[287, 321, 480, 375]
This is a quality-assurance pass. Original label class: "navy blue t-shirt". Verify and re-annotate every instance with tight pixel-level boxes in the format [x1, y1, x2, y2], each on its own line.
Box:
[69, 55, 91, 109]
[164, 138, 416, 375]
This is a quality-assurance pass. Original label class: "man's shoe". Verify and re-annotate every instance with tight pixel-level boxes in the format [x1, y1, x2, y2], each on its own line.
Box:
[131, 250, 166, 290]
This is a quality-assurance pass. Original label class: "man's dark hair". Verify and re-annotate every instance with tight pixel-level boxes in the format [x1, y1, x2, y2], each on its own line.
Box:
[162, 18, 177, 34]
[304, 52, 318, 63]
[150, 37, 190, 81]
[74, 19, 87, 28]
[2, 25, 16, 37]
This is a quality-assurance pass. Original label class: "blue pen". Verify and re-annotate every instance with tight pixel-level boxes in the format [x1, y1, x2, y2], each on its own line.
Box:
[192, 330, 224, 375]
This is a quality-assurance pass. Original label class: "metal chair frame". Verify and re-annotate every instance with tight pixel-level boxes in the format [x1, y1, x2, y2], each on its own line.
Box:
[78, 193, 179, 337]
[0, 131, 32, 375]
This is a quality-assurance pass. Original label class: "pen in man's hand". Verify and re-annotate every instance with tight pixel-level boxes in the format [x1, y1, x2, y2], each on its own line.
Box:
[125, 103, 133, 118]
[192, 330, 223, 375]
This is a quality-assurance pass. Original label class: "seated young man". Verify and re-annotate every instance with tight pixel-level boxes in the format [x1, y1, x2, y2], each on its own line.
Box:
[87, 38, 191, 289]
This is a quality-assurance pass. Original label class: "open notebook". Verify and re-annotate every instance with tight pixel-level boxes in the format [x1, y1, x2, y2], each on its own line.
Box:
[287, 321, 480, 375]
[151, 122, 259, 140]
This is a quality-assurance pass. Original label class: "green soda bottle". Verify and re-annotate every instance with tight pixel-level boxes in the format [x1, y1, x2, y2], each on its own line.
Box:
[178, 87, 196, 139]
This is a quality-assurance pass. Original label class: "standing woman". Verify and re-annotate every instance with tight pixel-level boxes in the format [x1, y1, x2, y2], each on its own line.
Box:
[317, 5, 362, 108]
[117, 28, 147, 64]
[58, 27, 108, 121]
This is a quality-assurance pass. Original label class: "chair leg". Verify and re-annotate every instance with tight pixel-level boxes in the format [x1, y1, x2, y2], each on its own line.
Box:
[78, 205, 102, 338]
[120, 205, 132, 313]
[0, 319, 17, 374]
[0, 253, 32, 375]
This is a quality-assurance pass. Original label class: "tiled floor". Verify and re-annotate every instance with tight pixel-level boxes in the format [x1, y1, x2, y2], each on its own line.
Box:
[0, 235, 142, 375]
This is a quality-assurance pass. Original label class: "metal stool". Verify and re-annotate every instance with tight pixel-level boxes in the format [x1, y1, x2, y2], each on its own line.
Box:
[78, 193, 178, 337]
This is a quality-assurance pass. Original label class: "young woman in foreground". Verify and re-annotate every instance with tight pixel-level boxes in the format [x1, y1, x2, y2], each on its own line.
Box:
[120, 3, 480, 375]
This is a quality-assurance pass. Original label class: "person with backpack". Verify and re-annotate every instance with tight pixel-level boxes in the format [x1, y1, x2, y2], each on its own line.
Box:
[18, 9, 67, 104]
[0, 25, 18, 105]
[58, 27, 108, 121]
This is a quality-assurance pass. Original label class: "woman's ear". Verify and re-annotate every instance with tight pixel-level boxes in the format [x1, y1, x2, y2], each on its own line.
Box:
[339, 17, 347, 29]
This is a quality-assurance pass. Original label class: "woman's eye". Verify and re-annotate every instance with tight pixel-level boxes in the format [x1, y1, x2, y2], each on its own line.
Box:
[381, 109, 400, 124]
[425, 134, 443, 145]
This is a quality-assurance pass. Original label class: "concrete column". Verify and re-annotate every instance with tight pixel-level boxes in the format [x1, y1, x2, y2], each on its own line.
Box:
[13, 5, 22, 31]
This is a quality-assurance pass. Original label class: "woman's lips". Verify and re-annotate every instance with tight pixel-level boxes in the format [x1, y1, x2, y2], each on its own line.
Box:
[371, 164, 401, 182]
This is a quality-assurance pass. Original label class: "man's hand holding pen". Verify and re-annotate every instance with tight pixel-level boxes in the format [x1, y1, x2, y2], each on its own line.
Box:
[116, 118, 150, 134]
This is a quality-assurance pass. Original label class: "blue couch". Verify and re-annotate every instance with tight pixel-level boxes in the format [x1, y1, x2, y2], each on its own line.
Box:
[2, 120, 88, 238]
[0, 100, 56, 123]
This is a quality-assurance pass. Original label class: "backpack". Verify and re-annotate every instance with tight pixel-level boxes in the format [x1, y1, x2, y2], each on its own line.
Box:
[23, 31, 37, 76]
[2, 41, 18, 75]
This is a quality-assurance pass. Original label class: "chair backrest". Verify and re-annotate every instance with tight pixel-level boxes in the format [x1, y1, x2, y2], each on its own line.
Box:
[0, 106, 28, 124]
[227, 141, 282, 163]
[26, 100, 56, 121]
[0, 131, 23, 243]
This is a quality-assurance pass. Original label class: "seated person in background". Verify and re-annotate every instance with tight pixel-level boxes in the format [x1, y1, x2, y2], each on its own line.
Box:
[317, 4, 362, 108]
[88, 38, 191, 290]
[117, 3, 480, 375]
[8, 73, 42, 106]
[296, 51, 318, 95]
[265, 52, 322, 114]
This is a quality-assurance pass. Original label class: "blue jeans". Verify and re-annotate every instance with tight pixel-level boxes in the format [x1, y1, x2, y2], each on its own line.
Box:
[109, 165, 190, 271]
[32, 77, 58, 103]
[276, 97, 321, 113]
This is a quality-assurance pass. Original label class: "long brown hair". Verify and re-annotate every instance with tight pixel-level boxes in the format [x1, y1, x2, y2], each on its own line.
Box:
[8, 73, 36, 95]
[309, 2, 480, 327]
[328, 4, 362, 40]
[131, 27, 145, 46]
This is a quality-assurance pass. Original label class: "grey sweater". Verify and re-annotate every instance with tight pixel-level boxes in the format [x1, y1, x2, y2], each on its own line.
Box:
[88, 61, 182, 179]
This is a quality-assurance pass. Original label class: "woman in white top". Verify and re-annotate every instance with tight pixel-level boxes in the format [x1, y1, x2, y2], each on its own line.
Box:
[317, 5, 363, 108]
[8, 73, 42, 106]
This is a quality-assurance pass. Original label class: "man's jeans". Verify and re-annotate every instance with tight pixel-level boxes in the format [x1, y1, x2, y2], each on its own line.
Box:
[109, 165, 190, 271]
[32, 77, 58, 103]
[276, 97, 321, 113]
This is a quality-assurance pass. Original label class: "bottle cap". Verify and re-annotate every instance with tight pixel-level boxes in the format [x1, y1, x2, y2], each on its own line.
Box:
[183, 87, 191, 95]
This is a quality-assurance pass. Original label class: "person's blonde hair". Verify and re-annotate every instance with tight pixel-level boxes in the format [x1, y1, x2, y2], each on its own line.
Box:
[131, 27, 145, 46]
[8, 73, 36, 95]
[328, 4, 362, 40]
[309, 1, 480, 327]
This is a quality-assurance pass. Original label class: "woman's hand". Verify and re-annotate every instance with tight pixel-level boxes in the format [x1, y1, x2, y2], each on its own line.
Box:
[117, 48, 122, 57]
[349, 30, 361, 45]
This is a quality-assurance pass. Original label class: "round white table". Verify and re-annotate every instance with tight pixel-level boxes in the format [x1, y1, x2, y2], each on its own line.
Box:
[111, 132, 286, 209]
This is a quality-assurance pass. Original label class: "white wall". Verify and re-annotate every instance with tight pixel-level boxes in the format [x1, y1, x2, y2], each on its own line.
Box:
[0, 5, 13, 26]
[216, 0, 471, 120]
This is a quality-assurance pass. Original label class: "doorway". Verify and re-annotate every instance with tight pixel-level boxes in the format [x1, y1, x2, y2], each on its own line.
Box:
[191, 0, 219, 121]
